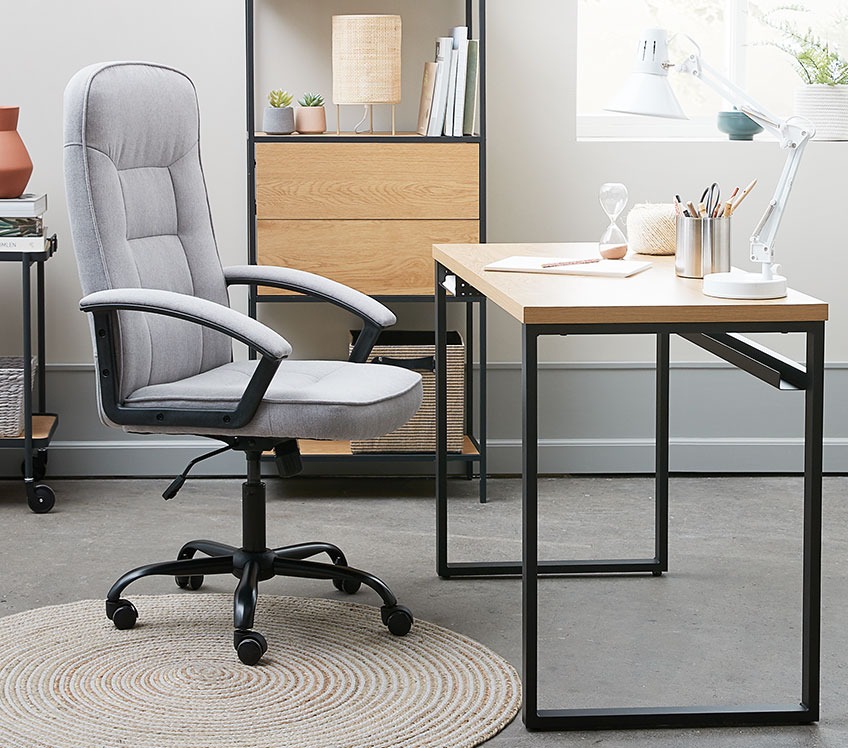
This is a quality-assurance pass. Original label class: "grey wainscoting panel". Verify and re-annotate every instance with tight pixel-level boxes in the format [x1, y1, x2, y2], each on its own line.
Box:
[0, 362, 845, 477]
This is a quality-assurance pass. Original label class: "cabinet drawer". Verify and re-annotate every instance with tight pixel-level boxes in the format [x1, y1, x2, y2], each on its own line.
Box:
[257, 218, 480, 296]
[256, 142, 479, 220]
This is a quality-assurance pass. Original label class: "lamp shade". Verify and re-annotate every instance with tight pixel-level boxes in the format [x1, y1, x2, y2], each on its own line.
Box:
[332, 15, 402, 105]
[604, 28, 687, 119]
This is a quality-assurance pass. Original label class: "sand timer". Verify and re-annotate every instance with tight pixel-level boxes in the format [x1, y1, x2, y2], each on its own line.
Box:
[598, 182, 628, 259]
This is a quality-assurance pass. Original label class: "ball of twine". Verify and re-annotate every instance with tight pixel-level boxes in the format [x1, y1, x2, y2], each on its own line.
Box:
[626, 203, 677, 255]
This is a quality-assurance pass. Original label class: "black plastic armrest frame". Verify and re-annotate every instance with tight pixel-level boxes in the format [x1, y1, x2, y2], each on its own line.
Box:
[225, 276, 384, 363]
[88, 308, 281, 430]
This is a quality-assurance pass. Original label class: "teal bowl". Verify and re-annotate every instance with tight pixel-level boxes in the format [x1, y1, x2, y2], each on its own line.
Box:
[716, 111, 764, 141]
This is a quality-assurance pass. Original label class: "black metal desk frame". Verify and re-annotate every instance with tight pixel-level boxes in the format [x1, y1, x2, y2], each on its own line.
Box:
[435, 260, 824, 731]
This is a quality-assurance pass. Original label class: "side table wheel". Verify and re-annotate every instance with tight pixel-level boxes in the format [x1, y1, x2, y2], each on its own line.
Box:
[28, 484, 55, 514]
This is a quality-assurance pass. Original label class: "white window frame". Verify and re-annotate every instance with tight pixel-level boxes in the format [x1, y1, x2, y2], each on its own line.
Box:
[577, 0, 752, 141]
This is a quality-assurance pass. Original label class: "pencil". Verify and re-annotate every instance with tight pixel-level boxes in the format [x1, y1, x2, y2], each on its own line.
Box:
[541, 258, 601, 268]
[727, 179, 757, 217]
[722, 186, 739, 217]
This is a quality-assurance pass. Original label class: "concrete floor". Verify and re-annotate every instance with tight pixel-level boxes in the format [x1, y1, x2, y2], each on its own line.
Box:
[2, 473, 848, 747]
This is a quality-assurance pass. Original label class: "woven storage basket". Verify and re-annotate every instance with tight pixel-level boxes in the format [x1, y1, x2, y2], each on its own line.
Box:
[0, 356, 35, 437]
[626, 203, 677, 255]
[350, 330, 464, 453]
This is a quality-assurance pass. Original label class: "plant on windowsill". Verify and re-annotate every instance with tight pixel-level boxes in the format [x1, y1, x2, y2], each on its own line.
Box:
[294, 92, 327, 134]
[263, 89, 295, 135]
[762, 5, 848, 140]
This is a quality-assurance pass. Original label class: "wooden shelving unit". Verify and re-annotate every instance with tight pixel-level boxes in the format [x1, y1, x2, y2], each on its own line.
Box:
[245, 0, 487, 495]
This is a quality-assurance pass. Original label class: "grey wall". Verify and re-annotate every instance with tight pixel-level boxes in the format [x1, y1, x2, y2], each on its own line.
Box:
[0, 0, 843, 478]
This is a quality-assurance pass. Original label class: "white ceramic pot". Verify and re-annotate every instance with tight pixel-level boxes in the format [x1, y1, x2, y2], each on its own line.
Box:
[794, 84, 848, 141]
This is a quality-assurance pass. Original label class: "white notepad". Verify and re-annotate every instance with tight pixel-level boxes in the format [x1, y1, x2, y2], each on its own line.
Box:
[484, 256, 652, 278]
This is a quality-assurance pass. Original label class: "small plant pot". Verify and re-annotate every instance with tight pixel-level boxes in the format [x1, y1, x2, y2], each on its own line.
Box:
[262, 106, 294, 135]
[295, 106, 327, 134]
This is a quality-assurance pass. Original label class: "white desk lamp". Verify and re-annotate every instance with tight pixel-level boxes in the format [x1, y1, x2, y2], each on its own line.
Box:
[606, 28, 814, 299]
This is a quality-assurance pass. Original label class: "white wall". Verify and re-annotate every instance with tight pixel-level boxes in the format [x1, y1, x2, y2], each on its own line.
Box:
[0, 0, 843, 475]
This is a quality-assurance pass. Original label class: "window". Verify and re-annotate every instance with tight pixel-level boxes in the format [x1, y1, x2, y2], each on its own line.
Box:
[577, 0, 848, 139]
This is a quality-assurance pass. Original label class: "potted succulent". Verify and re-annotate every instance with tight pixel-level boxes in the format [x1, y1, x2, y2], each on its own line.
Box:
[262, 89, 295, 135]
[295, 93, 327, 134]
[763, 7, 848, 140]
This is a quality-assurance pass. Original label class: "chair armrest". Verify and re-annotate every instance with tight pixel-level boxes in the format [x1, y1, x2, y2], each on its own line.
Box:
[223, 265, 397, 329]
[80, 288, 292, 361]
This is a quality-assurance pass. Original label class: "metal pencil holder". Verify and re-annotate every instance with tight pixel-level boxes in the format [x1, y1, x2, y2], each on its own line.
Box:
[675, 215, 731, 279]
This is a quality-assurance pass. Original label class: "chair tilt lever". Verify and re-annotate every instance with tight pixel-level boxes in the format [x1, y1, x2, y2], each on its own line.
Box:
[163, 445, 232, 500]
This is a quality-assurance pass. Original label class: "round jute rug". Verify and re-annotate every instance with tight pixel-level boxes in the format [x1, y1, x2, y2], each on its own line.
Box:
[0, 594, 520, 748]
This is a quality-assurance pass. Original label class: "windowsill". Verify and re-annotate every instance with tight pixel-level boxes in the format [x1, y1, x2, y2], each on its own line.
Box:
[576, 112, 776, 143]
[577, 134, 775, 143]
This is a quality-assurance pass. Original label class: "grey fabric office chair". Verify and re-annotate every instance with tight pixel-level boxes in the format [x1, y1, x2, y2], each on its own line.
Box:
[63, 61, 423, 665]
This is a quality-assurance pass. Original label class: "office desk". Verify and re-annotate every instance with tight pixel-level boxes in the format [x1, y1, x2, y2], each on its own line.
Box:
[433, 242, 827, 731]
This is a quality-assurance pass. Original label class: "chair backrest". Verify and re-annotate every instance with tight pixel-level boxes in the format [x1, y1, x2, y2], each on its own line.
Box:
[63, 62, 232, 400]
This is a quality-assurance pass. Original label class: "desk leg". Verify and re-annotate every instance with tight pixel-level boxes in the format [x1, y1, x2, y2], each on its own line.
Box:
[801, 322, 824, 719]
[655, 333, 670, 573]
[436, 262, 450, 578]
[478, 298, 488, 503]
[521, 323, 540, 726]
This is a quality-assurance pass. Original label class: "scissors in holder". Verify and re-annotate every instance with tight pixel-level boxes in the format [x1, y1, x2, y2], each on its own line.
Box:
[700, 183, 721, 218]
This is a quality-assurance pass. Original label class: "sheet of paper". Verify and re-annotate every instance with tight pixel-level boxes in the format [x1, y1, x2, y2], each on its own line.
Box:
[484, 256, 652, 278]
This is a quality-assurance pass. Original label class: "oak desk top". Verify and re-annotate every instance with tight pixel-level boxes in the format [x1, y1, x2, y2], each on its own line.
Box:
[433, 242, 828, 326]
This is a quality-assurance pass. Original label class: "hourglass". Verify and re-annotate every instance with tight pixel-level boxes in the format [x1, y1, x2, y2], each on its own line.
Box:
[598, 182, 628, 259]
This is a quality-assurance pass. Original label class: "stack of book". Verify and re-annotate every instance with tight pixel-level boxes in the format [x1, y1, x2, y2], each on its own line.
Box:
[417, 27, 480, 137]
[0, 193, 48, 252]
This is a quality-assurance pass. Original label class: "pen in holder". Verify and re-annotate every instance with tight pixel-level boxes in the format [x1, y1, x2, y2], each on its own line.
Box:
[675, 215, 731, 279]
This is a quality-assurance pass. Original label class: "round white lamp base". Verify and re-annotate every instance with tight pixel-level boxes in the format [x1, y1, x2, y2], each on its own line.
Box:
[702, 270, 787, 300]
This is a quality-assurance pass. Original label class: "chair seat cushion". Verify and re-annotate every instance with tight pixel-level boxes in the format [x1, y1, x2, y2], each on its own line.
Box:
[121, 359, 422, 440]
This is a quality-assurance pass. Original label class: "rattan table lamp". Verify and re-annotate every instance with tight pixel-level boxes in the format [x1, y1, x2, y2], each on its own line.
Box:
[332, 14, 402, 135]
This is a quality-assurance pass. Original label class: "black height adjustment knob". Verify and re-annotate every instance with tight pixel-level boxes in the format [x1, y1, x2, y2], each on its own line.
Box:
[274, 440, 303, 478]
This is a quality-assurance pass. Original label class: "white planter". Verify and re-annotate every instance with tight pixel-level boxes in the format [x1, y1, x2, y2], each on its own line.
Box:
[794, 84, 848, 141]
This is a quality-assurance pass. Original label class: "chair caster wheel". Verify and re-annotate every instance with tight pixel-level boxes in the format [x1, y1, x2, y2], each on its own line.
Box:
[333, 577, 361, 594]
[175, 575, 204, 590]
[106, 598, 138, 630]
[381, 604, 413, 636]
[235, 630, 267, 665]
[331, 557, 361, 594]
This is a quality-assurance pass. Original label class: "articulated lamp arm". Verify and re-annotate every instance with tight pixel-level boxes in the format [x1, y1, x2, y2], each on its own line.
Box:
[675, 43, 814, 278]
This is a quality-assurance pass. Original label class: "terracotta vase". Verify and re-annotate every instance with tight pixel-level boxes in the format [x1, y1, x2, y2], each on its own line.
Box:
[0, 107, 33, 199]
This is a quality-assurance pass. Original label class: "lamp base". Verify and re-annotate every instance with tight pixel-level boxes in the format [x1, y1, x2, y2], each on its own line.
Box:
[702, 269, 787, 299]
